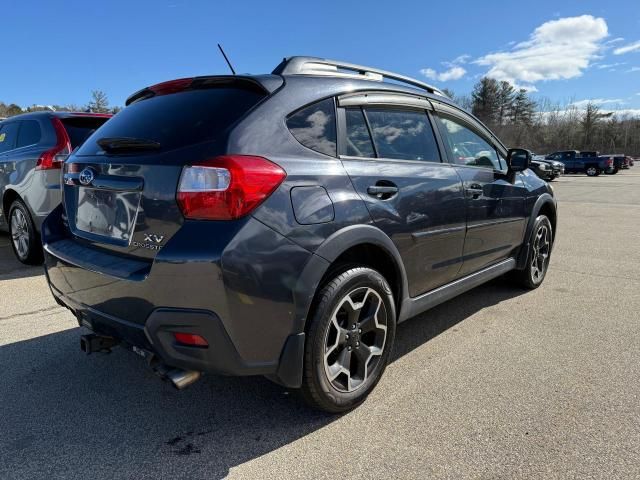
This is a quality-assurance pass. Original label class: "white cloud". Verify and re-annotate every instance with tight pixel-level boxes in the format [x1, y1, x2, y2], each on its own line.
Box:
[420, 66, 466, 82]
[627, 67, 640, 72]
[475, 15, 608, 88]
[570, 98, 625, 108]
[448, 54, 471, 66]
[595, 62, 626, 69]
[614, 40, 640, 55]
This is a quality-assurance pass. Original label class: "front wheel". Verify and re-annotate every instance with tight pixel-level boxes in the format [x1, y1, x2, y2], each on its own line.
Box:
[511, 215, 553, 289]
[301, 267, 396, 413]
[8, 199, 43, 265]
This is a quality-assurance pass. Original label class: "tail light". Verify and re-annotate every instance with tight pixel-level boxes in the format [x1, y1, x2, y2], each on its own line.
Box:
[177, 155, 286, 220]
[36, 117, 71, 170]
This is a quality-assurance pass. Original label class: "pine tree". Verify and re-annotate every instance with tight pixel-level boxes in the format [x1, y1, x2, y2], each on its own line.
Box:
[497, 81, 516, 126]
[511, 89, 536, 125]
[471, 78, 500, 126]
[581, 102, 612, 149]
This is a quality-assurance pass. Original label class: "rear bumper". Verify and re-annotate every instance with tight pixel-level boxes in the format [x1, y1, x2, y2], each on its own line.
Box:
[51, 285, 283, 377]
[43, 205, 326, 387]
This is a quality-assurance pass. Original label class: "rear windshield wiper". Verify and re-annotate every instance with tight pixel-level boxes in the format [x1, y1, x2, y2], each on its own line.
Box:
[97, 137, 161, 153]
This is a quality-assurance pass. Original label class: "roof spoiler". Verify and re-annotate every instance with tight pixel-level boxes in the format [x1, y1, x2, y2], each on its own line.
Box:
[272, 56, 450, 98]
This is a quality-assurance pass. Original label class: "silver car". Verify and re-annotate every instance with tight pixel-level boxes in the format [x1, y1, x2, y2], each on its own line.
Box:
[0, 111, 111, 263]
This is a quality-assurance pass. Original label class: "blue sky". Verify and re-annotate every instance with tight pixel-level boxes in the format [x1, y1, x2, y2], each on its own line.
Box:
[3, 0, 640, 113]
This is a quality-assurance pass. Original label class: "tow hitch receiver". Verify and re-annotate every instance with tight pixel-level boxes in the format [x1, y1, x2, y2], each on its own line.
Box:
[80, 334, 119, 354]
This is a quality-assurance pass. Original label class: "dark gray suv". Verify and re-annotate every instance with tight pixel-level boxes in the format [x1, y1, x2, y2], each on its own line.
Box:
[0, 111, 111, 263]
[42, 57, 557, 412]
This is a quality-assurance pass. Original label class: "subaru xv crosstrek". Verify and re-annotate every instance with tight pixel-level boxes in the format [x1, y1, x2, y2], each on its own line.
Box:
[42, 57, 557, 412]
[0, 111, 111, 264]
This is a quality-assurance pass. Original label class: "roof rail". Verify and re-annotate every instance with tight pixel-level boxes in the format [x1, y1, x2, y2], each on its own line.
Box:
[272, 56, 450, 98]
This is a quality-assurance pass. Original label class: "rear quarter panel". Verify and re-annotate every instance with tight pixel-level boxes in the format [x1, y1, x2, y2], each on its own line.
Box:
[227, 78, 373, 253]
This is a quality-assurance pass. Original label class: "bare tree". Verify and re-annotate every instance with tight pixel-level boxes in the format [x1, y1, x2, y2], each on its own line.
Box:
[86, 90, 110, 113]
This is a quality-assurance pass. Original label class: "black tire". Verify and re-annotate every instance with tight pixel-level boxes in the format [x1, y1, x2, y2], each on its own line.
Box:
[511, 215, 553, 289]
[585, 166, 599, 177]
[8, 199, 43, 265]
[301, 267, 396, 413]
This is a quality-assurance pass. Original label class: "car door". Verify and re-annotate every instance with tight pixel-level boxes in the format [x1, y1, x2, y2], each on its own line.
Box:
[561, 151, 576, 172]
[431, 105, 527, 276]
[336, 93, 466, 297]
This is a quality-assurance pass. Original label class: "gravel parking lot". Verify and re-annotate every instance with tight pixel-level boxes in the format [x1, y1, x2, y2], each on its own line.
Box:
[1, 173, 639, 480]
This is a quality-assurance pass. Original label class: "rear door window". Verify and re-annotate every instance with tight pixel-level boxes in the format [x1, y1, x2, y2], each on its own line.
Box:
[17, 120, 42, 148]
[77, 86, 267, 155]
[364, 108, 440, 162]
[344, 108, 375, 157]
[287, 98, 337, 157]
[0, 122, 19, 153]
[61, 117, 111, 149]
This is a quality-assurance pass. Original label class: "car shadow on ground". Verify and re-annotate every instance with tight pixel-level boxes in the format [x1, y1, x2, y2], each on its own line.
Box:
[0, 276, 525, 479]
[0, 232, 44, 280]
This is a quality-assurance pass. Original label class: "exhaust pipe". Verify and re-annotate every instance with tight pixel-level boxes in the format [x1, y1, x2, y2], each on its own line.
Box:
[80, 334, 119, 354]
[166, 369, 201, 390]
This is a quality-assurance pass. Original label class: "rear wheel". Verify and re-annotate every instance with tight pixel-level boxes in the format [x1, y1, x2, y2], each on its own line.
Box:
[8, 199, 43, 265]
[511, 215, 552, 289]
[301, 267, 396, 413]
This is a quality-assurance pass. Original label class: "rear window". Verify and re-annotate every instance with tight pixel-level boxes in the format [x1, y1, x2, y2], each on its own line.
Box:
[62, 117, 111, 149]
[76, 87, 266, 156]
[286, 98, 337, 157]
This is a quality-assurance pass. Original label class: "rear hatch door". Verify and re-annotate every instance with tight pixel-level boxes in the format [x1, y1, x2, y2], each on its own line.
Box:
[62, 78, 269, 261]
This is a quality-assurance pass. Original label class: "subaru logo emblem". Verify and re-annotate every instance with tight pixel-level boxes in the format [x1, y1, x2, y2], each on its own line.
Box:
[79, 168, 95, 186]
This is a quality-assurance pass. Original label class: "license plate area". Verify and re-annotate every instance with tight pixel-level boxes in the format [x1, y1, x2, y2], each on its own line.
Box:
[75, 187, 141, 244]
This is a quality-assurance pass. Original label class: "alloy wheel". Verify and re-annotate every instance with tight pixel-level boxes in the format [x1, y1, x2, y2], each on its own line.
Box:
[531, 224, 550, 282]
[323, 287, 388, 393]
[10, 208, 30, 259]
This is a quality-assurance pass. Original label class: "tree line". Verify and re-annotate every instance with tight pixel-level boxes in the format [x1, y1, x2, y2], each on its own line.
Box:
[0, 90, 121, 118]
[444, 78, 640, 156]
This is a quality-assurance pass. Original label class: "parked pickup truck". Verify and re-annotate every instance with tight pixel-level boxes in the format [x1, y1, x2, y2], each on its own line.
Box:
[599, 154, 628, 174]
[545, 150, 613, 176]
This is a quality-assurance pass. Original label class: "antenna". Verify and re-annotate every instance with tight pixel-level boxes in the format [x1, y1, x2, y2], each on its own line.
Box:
[217, 44, 236, 75]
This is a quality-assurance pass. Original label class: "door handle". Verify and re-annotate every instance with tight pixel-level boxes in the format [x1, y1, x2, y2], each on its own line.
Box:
[367, 184, 398, 199]
[465, 183, 483, 199]
[367, 186, 398, 195]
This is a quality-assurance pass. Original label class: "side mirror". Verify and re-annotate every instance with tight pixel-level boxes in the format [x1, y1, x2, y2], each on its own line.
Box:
[507, 148, 531, 172]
